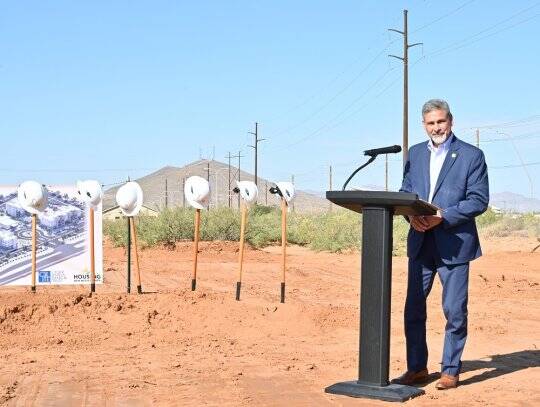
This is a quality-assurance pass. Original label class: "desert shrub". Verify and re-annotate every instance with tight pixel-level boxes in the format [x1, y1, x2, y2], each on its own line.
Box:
[103, 218, 128, 247]
[103, 205, 540, 254]
[393, 216, 410, 256]
[481, 215, 526, 237]
[476, 208, 503, 228]
[521, 213, 540, 238]
[250, 204, 278, 216]
[138, 208, 194, 247]
[200, 207, 240, 242]
[246, 207, 282, 248]
[300, 211, 360, 252]
[104, 207, 361, 252]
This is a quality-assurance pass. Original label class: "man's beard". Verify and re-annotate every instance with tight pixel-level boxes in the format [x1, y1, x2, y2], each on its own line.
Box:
[430, 133, 448, 145]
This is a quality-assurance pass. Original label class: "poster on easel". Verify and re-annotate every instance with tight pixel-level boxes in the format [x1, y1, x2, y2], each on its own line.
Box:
[0, 185, 103, 286]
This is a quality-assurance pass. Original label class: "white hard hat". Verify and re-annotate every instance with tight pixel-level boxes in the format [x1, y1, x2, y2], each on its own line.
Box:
[273, 182, 296, 203]
[17, 181, 48, 214]
[77, 180, 103, 208]
[234, 181, 258, 205]
[115, 181, 144, 217]
[184, 176, 210, 210]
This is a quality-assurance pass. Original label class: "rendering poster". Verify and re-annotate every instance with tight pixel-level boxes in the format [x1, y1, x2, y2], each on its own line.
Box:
[0, 185, 103, 286]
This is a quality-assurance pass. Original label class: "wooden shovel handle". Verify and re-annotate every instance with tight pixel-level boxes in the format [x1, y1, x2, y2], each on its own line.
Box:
[281, 199, 287, 284]
[89, 208, 95, 288]
[31, 214, 37, 291]
[130, 217, 142, 290]
[192, 209, 201, 282]
[238, 203, 247, 283]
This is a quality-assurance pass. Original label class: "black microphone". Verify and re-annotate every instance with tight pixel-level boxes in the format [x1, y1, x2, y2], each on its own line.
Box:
[363, 144, 402, 157]
[341, 144, 402, 190]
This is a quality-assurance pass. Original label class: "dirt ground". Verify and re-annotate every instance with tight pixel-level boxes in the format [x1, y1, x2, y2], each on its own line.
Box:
[0, 236, 539, 406]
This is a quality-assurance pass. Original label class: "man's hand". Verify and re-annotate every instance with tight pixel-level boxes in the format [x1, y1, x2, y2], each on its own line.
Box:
[408, 210, 443, 232]
[409, 215, 428, 232]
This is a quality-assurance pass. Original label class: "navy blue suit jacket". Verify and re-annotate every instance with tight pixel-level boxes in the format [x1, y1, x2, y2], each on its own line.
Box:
[400, 135, 489, 265]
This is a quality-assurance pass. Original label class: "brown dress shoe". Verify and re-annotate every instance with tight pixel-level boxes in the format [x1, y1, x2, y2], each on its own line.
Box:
[435, 373, 459, 390]
[391, 369, 429, 385]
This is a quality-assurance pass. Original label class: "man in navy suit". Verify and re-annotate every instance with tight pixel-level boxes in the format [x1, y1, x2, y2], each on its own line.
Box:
[392, 99, 489, 389]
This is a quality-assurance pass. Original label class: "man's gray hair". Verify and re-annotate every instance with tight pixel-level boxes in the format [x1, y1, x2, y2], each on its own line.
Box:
[422, 99, 453, 121]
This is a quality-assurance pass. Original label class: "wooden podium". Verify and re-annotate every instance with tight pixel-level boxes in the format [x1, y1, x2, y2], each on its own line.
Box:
[325, 191, 437, 402]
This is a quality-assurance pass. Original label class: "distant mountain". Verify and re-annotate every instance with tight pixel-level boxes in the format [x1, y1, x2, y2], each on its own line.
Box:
[103, 160, 330, 213]
[104, 164, 539, 214]
[294, 189, 540, 213]
[490, 192, 540, 213]
[303, 189, 325, 198]
[305, 184, 389, 198]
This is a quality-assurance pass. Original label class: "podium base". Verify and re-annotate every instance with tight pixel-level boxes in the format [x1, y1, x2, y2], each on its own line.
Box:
[325, 381, 424, 402]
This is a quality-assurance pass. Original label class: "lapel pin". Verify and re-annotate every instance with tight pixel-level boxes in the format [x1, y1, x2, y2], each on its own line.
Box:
[451, 152, 457, 158]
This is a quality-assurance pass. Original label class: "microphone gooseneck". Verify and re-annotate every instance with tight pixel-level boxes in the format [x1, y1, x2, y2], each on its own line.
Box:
[342, 156, 377, 191]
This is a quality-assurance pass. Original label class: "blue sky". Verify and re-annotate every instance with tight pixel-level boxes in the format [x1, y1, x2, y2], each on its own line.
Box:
[1, 1, 539, 197]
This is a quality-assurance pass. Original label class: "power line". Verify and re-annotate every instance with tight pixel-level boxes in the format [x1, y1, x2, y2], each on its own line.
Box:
[262, 27, 403, 125]
[410, 0, 477, 34]
[425, 2, 540, 59]
[270, 67, 397, 151]
[496, 131, 534, 198]
[265, 47, 390, 139]
[431, 13, 540, 59]
[458, 115, 540, 131]
[269, 52, 430, 153]
[284, 69, 409, 151]
[491, 161, 540, 169]
[479, 132, 540, 143]
[263, 0, 477, 128]
[264, 5, 540, 153]
[260, 5, 520, 154]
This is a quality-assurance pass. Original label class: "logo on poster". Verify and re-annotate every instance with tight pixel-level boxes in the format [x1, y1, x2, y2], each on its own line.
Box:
[38, 271, 51, 283]
[73, 273, 91, 283]
[51, 270, 68, 284]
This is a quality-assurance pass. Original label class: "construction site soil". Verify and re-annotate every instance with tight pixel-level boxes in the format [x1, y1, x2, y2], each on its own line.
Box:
[0, 236, 539, 406]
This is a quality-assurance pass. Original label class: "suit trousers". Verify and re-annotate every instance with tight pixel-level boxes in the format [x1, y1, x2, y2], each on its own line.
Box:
[405, 230, 469, 376]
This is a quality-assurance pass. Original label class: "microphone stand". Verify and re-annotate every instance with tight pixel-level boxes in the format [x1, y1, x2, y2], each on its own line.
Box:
[342, 155, 377, 191]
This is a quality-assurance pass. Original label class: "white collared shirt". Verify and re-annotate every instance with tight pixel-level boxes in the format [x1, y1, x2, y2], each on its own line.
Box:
[427, 133, 453, 203]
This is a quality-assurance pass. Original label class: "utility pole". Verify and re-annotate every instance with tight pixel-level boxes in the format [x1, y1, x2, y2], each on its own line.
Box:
[206, 161, 210, 210]
[329, 165, 333, 212]
[389, 9, 422, 169]
[248, 122, 265, 186]
[385, 155, 389, 191]
[238, 152, 241, 182]
[226, 152, 232, 208]
[165, 178, 168, 208]
[232, 151, 244, 209]
[182, 177, 185, 207]
[476, 129, 480, 148]
[291, 174, 295, 213]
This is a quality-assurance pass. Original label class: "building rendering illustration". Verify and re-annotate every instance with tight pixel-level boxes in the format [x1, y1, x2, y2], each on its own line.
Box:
[0, 187, 100, 286]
